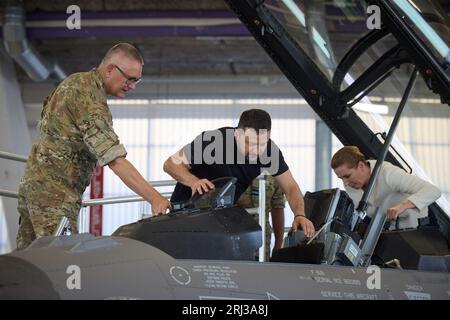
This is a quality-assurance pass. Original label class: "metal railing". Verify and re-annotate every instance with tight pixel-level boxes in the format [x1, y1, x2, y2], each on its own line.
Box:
[76, 181, 177, 234]
[0, 151, 26, 199]
[0, 189, 18, 199]
[81, 180, 176, 207]
[258, 174, 267, 262]
[0, 150, 27, 163]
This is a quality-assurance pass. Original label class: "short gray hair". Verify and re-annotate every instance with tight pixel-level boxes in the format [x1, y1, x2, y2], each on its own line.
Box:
[100, 43, 144, 66]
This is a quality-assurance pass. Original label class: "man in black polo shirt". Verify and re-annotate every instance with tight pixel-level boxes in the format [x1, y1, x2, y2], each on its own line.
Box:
[163, 109, 315, 237]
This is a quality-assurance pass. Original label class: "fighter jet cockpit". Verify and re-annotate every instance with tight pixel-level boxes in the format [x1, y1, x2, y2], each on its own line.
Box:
[113, 177, 263, 260]
[275, 188, 450, 273]
[170, 177, 238, 212]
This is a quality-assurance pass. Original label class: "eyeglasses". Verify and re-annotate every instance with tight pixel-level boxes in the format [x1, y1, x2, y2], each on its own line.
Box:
[114, 64, 142, 85]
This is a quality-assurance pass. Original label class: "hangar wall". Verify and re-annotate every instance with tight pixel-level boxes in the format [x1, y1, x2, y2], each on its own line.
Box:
[0, 46, 31, 253]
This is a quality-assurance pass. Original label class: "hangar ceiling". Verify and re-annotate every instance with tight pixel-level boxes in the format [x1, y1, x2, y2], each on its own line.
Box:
[1, 0, 450, 118]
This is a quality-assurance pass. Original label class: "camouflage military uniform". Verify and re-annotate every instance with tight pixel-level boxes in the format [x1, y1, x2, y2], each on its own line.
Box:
[237, 175, 286, 260]
[16, 70, 127, 250]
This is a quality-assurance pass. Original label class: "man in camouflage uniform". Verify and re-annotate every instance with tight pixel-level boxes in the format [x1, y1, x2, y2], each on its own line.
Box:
[16, 43, 170, 250]
[237, 175, 286, 261]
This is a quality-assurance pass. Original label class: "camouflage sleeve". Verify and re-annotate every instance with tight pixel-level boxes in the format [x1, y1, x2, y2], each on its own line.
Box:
[236, 186, 253, 209]
[271, 183, 286, 208]
[67, 87, 127, 166]
[81, 115, 127, 166]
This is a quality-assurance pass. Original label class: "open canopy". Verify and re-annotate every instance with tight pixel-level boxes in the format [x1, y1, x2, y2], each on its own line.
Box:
[225, 0, 450, 220]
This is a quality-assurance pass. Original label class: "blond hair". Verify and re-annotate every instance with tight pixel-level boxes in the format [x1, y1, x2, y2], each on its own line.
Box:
[331, 146, 366, 169]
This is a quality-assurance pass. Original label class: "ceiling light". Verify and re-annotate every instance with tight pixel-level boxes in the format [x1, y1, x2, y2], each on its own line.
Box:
[354, 102, 389, 114]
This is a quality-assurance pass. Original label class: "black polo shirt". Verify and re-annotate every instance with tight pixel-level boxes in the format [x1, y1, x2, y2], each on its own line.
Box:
[170, 127, 289, 203]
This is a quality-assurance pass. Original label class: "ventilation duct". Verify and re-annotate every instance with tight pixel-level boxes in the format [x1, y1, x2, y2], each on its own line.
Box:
[3, 5, 66, 82]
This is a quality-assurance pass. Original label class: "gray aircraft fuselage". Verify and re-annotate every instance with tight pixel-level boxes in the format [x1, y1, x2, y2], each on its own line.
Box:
[1, 235, 448, 300]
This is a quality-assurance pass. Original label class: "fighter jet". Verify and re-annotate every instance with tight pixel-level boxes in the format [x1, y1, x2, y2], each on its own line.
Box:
[1, 0, 449, 300]
[1, 175, 449, 299]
